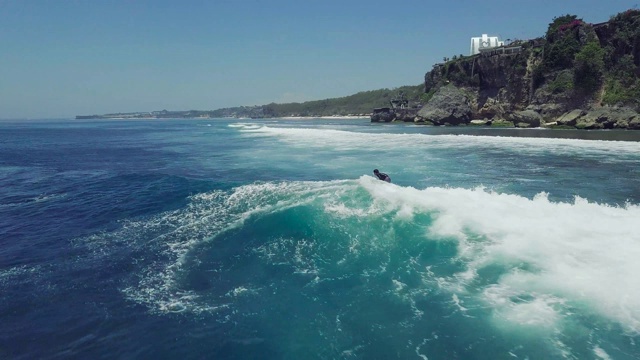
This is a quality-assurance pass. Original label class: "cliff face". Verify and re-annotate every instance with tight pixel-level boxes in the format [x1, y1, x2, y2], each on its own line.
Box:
[418, 10, 640, 129]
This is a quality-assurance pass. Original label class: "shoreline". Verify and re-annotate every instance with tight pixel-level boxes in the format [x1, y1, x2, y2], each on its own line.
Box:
[71, 115, 372, 120]
[276, 115, 370, 120]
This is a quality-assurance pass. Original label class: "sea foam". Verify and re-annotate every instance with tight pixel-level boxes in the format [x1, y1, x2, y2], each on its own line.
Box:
[236, 123, 640, 159]
[76, 174, 640, 339]
[357, 176, 640, 334]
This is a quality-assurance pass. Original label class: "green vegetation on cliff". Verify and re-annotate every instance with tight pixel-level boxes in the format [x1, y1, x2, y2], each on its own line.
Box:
[209, 84, 424, 118]
[430, 9, 640, 111]
[543, 15, 585, 71]
[78, 85, 425, 119]
[540, 15, 606, 94]
[260, 85, 424, 117]
[601, 10, 640, 106]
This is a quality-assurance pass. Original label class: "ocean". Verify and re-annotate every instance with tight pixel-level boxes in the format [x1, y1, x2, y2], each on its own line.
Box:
[1, 118, 639, 359]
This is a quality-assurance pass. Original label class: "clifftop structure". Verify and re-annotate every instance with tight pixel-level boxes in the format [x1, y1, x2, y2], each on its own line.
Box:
[470, 34, 504, 55]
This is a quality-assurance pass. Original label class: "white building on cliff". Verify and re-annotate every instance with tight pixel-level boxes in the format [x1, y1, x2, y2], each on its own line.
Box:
[470, 34, 504, 55]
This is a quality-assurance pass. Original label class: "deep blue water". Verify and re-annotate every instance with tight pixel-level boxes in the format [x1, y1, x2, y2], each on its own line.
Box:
[1, 118, 640, 359]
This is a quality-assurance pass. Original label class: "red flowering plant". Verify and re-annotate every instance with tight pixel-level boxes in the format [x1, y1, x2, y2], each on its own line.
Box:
[557, 20, 584, 33]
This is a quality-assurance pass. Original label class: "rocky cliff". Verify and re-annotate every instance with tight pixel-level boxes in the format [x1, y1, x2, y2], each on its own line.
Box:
[409, 10, 640, 129]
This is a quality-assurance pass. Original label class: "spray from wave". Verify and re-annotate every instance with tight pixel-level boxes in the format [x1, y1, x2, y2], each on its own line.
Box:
[78, 177, 639, 327]
[70, 176, 640, 357]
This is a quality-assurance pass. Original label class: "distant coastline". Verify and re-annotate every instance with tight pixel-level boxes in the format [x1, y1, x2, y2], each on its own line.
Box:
[75, 85, 424, 120]
[75, 110, 212, 120]
[75, 110, 371, 120]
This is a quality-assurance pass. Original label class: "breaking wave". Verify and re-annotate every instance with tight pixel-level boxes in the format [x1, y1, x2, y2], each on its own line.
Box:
[72, 176, 640, 357]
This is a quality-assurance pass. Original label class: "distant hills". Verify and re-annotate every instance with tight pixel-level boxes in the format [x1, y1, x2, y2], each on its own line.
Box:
[75, 84, 425, 120]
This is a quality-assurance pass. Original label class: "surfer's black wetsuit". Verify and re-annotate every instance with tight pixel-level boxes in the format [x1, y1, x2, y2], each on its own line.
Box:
[373, 170, 391, 183]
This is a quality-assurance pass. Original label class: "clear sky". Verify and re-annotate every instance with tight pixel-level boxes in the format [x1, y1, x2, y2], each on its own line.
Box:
[1, 0, 638, 119]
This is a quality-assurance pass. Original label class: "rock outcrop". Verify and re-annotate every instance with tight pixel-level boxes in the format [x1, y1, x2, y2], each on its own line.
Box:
[370, 108, 395, 122]
[508, 110, 542, 128]
[416, 85, 472, 125]
[414, 10, 640, 129]
[569, 107, 640, 129]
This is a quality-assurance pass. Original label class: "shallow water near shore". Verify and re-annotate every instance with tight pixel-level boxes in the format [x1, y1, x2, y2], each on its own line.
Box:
[1, 118, 639, 359]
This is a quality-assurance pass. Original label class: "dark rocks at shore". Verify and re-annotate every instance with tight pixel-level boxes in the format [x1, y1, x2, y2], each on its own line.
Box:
[372, 80, 640, 130]
[460, 106, 640, 129]
[371, 108, 421, 123]
[416, 85, 472, 125]
[394, 109, 419, 122]
[508, 110, 542, 128]
[556, 107, 640, 130]
[370, 109, 395, 122]
[404, 12, 640, 130]
[369, 90, 640, 130]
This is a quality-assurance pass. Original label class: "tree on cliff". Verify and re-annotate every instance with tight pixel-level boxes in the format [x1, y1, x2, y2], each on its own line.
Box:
[543, 15, 584, 71]
[573, 41, 605, 92]
[601, 9, 640, 107]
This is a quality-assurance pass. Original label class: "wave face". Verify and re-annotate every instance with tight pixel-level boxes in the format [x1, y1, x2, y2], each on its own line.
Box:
[87, 175, 639, 359]
[2, 119, 640, 359]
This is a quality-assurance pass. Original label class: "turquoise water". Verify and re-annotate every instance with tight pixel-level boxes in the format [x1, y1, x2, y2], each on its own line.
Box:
[1, 118, 639, 359]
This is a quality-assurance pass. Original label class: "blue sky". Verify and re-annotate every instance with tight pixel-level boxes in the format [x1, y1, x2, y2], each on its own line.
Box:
[1, 0, 638, 118]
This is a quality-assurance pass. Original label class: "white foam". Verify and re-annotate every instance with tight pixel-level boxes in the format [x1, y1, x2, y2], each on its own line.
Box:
[74, 174, 640, 339]
[593, 345, 612, 360]
[81, 179, 352, 314]
[0, 264, 42, 286]
[451, 294, 468, 312]
[356, 176, 640, 334]
[227, 123, 261, 129]
[226, 286, 259, 298]
[234, 124, 640, 160]
[33, 192, 67, 202]
[415, 337, 433, 360]
[484, 284, 563, 330]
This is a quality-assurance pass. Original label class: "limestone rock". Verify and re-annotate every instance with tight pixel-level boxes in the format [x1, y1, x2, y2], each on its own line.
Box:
[470, 119, 491, 126]
[394, 109, 419, 122]
[574, 107, 638, 129]
[556, 109, 586, 126]
[526, 103, 567, 123]
[490, 119, 515, 127]
[417, 85, 472, 125]
[371, 109, 394, 122]
[508, 110, 542, 128]
[628, 114, 640, 130]
[478, 97, 506, 119]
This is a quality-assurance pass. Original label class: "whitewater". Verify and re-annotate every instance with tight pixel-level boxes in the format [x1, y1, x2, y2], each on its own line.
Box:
[1, 118, 639, 359]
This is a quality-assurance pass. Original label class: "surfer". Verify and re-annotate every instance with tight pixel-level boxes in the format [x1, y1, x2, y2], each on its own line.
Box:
[373, 169, 391, 183]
